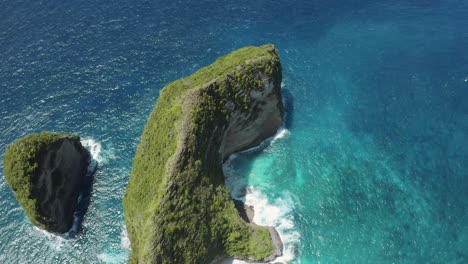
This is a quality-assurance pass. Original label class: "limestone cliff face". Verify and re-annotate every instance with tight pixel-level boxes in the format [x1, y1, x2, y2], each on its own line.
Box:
[221, 72, 282, 160]
[123, 44, 283, 263]
[3, 132, 90, 233]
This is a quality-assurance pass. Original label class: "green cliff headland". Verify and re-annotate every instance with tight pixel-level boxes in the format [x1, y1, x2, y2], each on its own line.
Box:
[123, 44, 284, 263]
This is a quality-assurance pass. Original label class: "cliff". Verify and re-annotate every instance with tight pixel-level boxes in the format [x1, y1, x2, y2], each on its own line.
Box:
[3, 132, 90, 233]
[123, 44, 284, 263]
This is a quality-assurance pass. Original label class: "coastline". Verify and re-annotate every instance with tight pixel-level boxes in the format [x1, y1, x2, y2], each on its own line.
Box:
[221, 127, 296, 264]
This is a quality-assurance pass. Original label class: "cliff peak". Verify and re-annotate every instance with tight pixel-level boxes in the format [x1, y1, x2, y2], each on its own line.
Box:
[123, 44, 284, 263]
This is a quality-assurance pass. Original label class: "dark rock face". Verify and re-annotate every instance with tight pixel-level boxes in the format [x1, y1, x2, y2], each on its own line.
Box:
[233, 199, 255, 223]
[4, 133, 91, 233]
[32, 138, 90, 233]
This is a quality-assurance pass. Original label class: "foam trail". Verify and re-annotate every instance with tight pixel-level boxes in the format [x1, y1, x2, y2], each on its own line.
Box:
[96, 228, 130, 264]
[272, 128, 290, 143]
[95, 227, 130, 263]
[223, 129, 299, 263]
[81, 138, 102, 163]
[81, 138, 102, 178]
[121, 225, 130, 249]
[32, 226, 66, 243]
[244, 188, 300, 263]
[97, 252, 128, 264]
[220, 185, 300, 263]
[233, 127, 290, 158]
[32, 226, 67, 252]
[67, 211, 80, 237]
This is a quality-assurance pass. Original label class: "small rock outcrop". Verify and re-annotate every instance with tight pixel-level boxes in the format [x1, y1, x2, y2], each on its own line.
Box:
[3, 132, 90, 233]
[233, 199, 284, 262]
[123, 44, 283, 263]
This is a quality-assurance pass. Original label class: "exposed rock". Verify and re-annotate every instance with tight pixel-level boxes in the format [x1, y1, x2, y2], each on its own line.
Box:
[233, 199, 255, 223]
[123, 44, 283, 263]
[265, 227, 283, 262]
[233, 199, 283, 263]
[3, 132, 90, 233]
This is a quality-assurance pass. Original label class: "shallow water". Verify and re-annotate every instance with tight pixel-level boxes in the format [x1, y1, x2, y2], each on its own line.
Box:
[1, 0, 467, 263]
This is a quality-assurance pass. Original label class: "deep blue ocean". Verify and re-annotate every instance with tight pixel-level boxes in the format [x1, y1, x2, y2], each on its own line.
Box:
[1, 0, 467, 263]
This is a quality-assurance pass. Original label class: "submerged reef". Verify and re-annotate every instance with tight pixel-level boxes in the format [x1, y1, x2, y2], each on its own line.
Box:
[123, 44, 284, 263]
[3, 132, 90, 233]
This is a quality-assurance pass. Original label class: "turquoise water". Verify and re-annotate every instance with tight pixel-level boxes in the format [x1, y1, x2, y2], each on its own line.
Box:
[1, 0, 467, 263]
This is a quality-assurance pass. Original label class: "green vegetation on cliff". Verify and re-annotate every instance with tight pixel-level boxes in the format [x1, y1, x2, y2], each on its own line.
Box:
[123, 44, 283, 263]
[3, 132, 80, 230]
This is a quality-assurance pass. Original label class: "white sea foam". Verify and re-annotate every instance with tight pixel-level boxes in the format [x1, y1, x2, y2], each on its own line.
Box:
[67, 211, 81, 236]
[96, 226, 131, 263]
[97, 251, 128, 264]
[33, 226, 66, 242]
[121, 226, 130, 249]
[223, 130, 300, 263]
[81, 138, 102, 163]
[97, 253, 114, 263]
[231, 127, 290, 159]
[244, 188, 299, 263]
[222, 186, 300, 264]
[32, 226, 66, 251]
[272, 128, 290, 143]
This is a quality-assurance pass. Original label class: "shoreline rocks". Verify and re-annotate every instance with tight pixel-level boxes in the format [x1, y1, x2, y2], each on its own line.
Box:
[233, 198, 284, 263]
[266, 227, 283, 262]
[233, 199, 255, 223]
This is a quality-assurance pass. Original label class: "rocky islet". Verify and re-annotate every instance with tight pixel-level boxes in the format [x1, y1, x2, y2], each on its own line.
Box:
[3, 132, 90, 233]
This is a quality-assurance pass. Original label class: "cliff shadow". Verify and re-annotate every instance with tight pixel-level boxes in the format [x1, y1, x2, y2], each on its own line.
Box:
[224, 86, 293, 217]
[282, 88, 294, 129]
[66, 156, 97, 238]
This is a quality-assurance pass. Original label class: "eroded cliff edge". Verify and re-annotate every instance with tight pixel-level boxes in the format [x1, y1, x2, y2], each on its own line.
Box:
[123, 44, 283, 263]
[3, 132, 90, 233]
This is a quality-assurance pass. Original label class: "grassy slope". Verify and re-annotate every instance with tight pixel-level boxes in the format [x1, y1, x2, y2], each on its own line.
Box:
[3, 132, 80, 230]
[123, 44, 281, 263]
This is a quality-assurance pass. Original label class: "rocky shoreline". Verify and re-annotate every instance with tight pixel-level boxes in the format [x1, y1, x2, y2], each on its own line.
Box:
[233, 198, 284, 263]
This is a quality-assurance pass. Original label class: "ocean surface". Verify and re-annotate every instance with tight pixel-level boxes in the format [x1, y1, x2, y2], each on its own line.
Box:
[1, 0, 467, 263]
